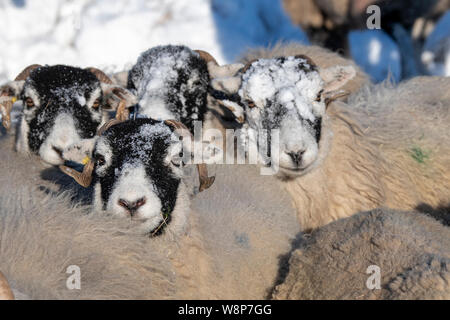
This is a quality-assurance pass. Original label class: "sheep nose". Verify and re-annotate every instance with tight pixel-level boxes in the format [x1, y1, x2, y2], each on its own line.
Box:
[118, 197, 147, 215]
[287, 150, 305, 166]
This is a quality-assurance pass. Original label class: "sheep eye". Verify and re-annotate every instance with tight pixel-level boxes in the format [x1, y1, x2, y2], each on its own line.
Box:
[315, 90, 324, 102]
[95, 154, 105, 166]
[25, 97, 34, 108]
[246, 100, 256, 108]
[92, 99, 101, 109]
[171, 152, 184, 167]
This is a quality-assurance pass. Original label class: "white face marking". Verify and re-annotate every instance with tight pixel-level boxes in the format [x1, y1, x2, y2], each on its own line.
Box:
[238, 57, 326, 174]
[39, 113, 82, 165]
[106, 163, 164, 233]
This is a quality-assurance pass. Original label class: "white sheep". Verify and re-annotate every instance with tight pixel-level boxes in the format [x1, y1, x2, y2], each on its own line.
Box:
[273, 207, 450, 300]
[0, 132, 299, 299]
[208, 45, 450, 231]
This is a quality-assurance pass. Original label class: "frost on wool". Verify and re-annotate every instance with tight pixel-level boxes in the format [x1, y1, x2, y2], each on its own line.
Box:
[127, 45, 210, 132]
[240, 57, 324, 127]
[237, 56, 324, 161]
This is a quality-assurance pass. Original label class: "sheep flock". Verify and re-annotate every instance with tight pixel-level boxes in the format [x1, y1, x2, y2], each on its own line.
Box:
[0, 42, 449, 301]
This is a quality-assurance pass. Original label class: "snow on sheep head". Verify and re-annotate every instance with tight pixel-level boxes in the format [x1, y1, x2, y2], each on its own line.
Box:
[208, 55, 356, 176]
[0, 65, 136, 166]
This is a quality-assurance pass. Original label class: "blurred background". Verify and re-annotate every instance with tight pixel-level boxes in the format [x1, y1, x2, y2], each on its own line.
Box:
[0, 0, 448, 84]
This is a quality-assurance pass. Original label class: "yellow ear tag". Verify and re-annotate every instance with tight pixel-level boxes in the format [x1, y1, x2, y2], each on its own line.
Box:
[11, 97, 17, 103]
[82, 156, 90, 165]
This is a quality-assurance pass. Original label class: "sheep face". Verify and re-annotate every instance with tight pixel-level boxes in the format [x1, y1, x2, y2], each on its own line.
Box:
[240, 57, 325, 174]
[127, 45, 209, 132]
[17, 65, 107, 165]
[209, 56, 355, 176]
[90, 119, 187, 235]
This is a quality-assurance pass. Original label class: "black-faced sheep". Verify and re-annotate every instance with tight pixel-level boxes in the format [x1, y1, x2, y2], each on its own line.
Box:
[209, 48, 450, 231]
[59, 118, 215, 236]
[0, 132, 299, 299]
[272, 207, 450, 300]
[0, 64, 135, 165]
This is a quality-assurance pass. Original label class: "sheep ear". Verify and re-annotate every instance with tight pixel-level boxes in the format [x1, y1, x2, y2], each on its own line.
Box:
[62, 138, 98, 164]
[320, 65, 356, 92]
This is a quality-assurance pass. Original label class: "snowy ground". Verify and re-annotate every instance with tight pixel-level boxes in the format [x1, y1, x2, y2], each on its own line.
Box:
[0, 0, 308, 83]
[0, 0, 448, 87]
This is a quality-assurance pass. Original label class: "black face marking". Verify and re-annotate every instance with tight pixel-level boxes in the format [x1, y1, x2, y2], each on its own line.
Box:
[22, 65, 102, 152]
[127, 45, 209, 133]
[93, 119, 181, 235]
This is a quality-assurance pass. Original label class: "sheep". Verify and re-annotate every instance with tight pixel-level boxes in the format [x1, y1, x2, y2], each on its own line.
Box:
[208, 48, 450, 231]
[0, 64, 136, 165]
[0, 131, 299, 299]
[59, 118, 216, 236]
[203, 43, 370, 132]
[272, 207, 450, 300]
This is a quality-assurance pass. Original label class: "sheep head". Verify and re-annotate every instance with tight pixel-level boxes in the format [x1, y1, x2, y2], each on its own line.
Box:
[208, 55, 356, 176]
[0, 65, 136, 165]
[60, 118, 215, 235]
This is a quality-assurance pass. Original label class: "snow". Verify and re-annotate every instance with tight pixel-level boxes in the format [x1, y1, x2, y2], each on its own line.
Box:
[240, 57, 323, 124]
[0, 0, 308, 85]
[348, 30, 402, 83]
[422, 11, 450, 77]
[129, 46, 196, 121]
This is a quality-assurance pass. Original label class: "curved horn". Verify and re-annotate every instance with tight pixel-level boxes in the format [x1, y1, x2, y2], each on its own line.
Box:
[0, 271, 14, 300]
[194, 50, 219, 66]
[96, 118, 123, 136]
[164, 119, 215, 192]
[240, 59, 258, 74]
[112, 88, 132, 121]
[14, 64, 42, 81]
[86, 67, 114, 84]
[59, 119, 122, 185]
[59, 159, 95, 188]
